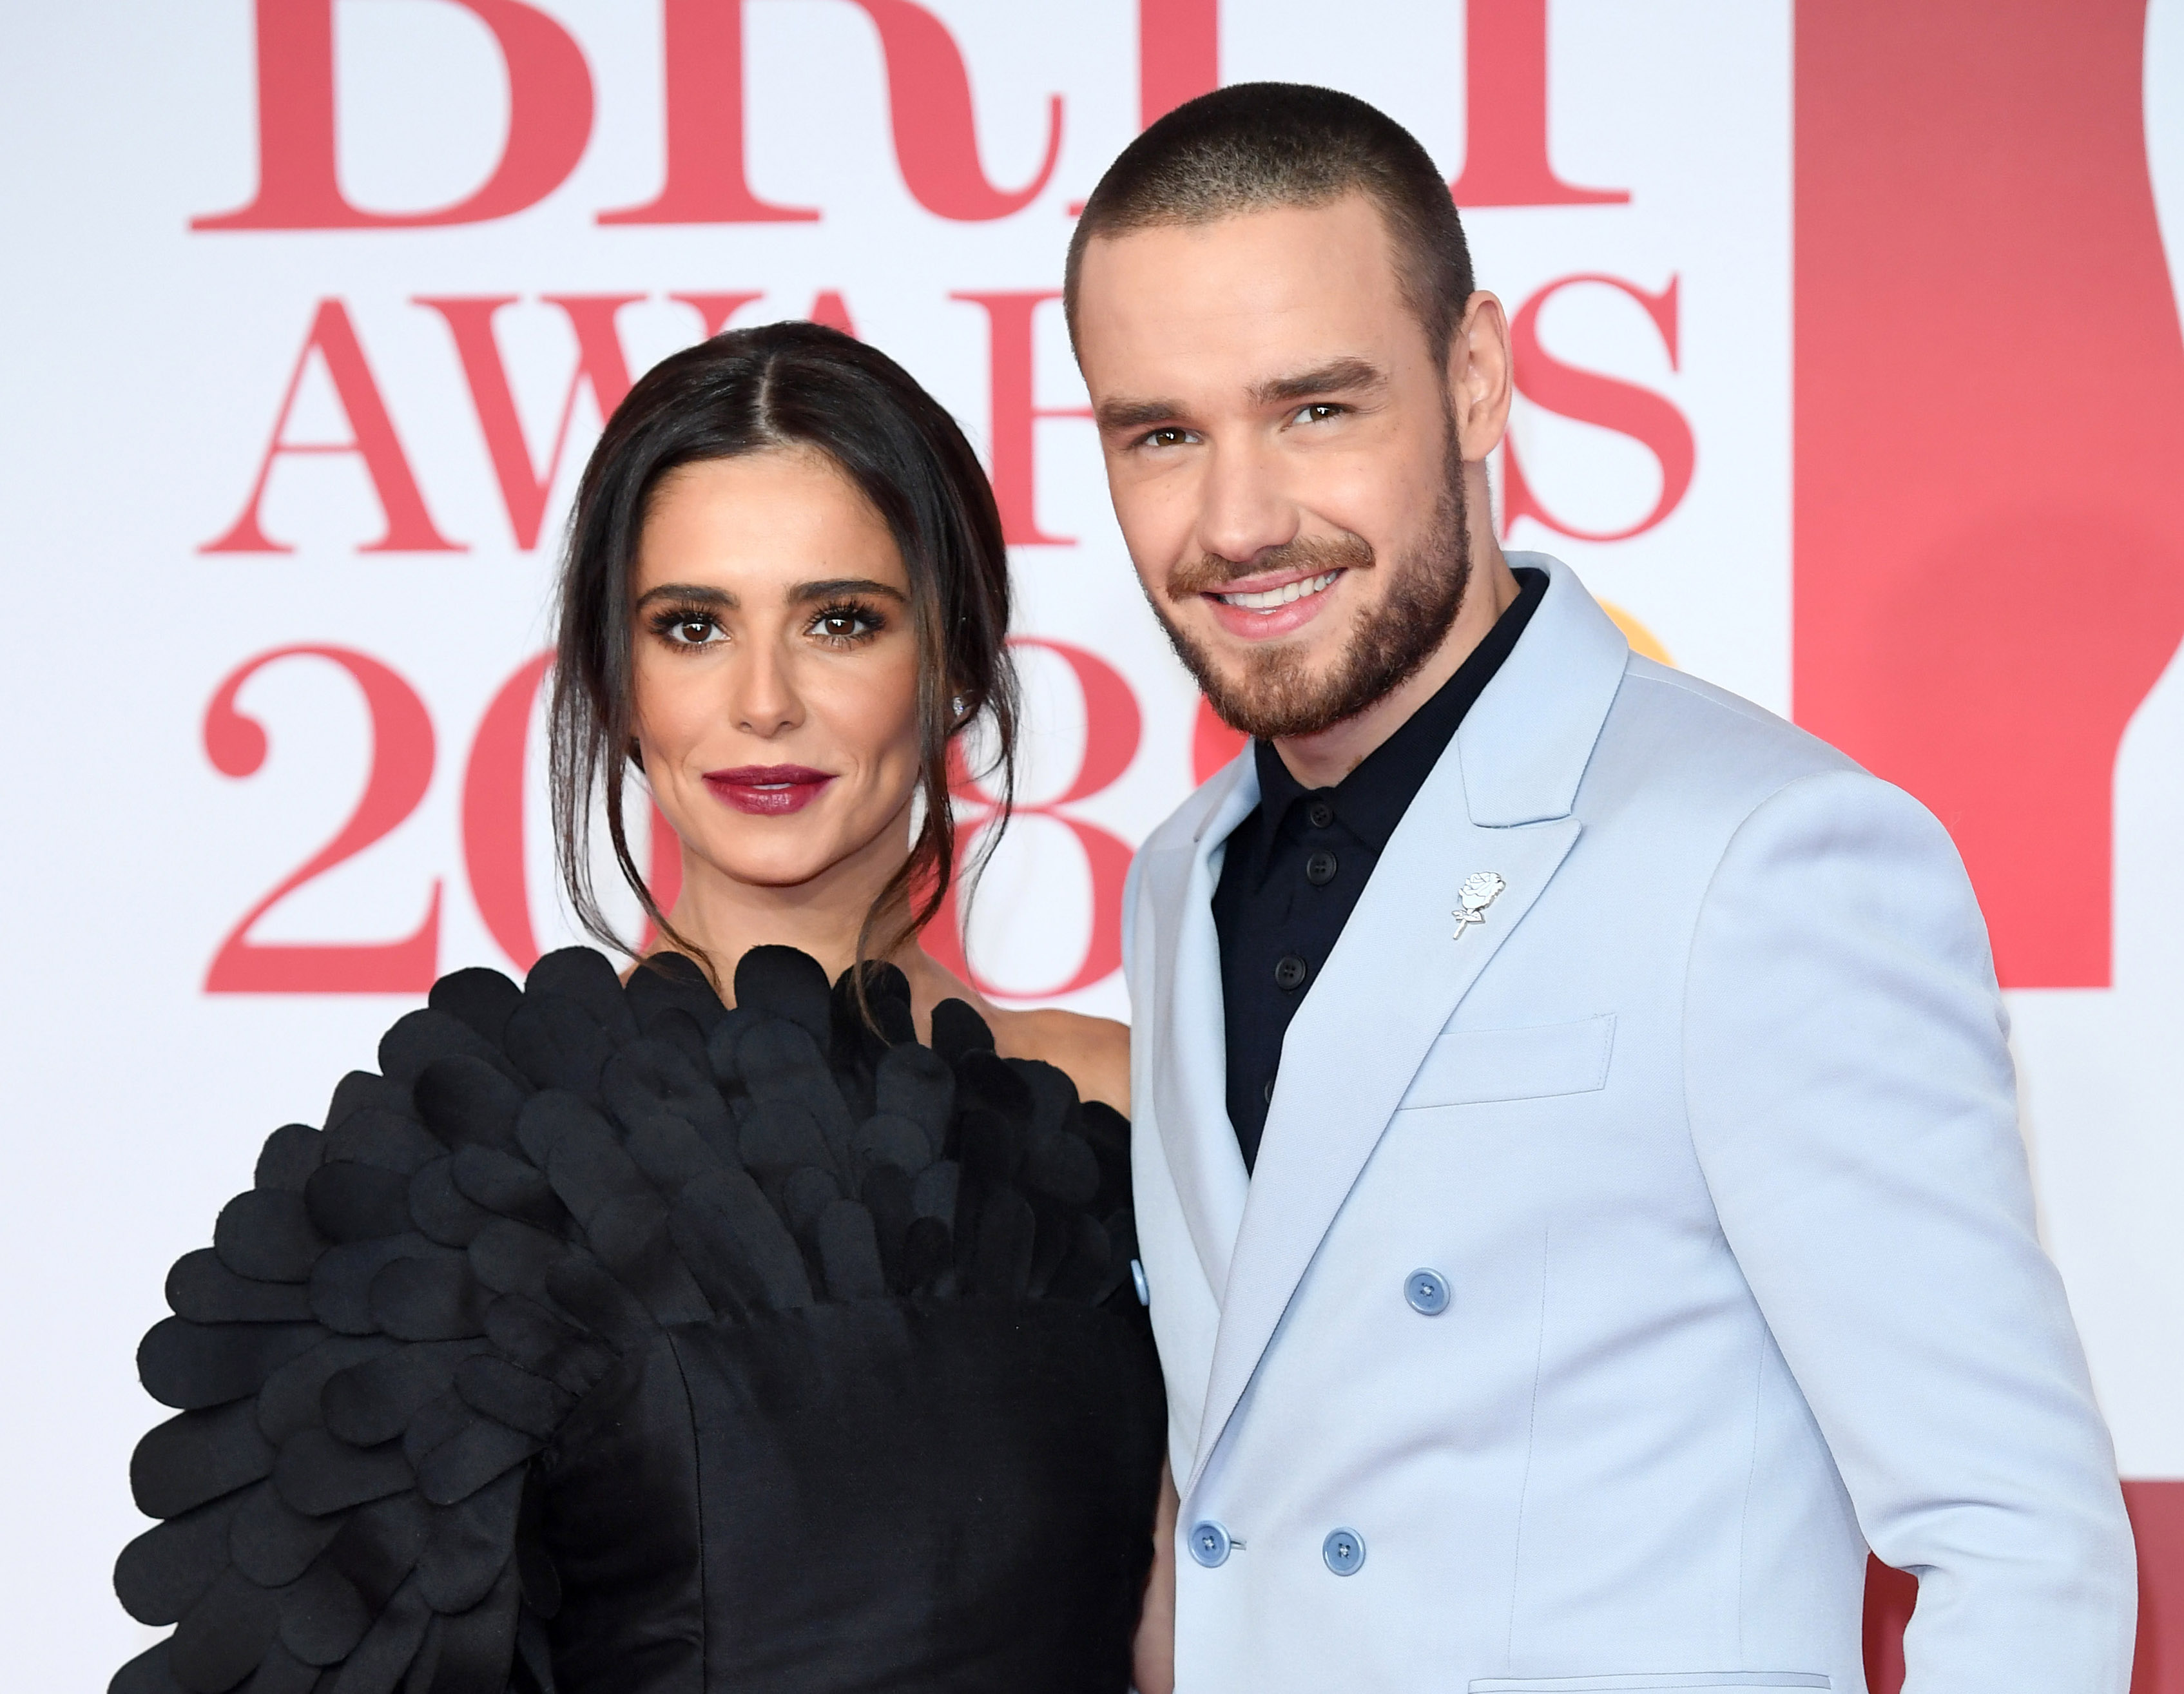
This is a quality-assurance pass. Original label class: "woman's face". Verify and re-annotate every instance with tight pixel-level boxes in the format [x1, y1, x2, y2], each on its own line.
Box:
[630, 447, 923, 895]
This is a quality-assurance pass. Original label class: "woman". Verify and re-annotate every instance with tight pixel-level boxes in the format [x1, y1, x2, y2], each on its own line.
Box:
[112, 323, 1174, 1694]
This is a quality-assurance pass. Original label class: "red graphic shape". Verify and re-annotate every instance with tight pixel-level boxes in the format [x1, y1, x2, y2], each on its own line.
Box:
[601, 0, 820, 224]
[1449, 0, 1628, 209]
[1795, 0, 2184, 987]
[847, 0, 1063, 222]
[1863, 1481, 2184, 1693]
[1139, 0, 1218, 129]
[927, 639, 1140, 997]
[951, 290, 1090, 546]
[461, 652, 551, 971]
[194, 0, 593, 229]
[203, 298, 460, 555]
[416, 294, 641, 550]
[1503, 273, 1694, 544]
[204, 647, 441, 993]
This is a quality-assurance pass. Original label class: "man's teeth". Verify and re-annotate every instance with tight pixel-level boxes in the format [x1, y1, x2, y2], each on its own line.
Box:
[1217, 570, 1340, 611]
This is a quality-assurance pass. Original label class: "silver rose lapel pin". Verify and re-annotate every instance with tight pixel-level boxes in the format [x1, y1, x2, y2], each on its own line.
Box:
[1453, 871, 1506, 941]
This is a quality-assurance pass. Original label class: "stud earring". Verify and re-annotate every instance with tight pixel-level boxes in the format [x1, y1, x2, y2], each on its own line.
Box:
[951, 695, 969, 718]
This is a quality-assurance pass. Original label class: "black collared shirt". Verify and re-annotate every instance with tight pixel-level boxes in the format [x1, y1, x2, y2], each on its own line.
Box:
[1211, 566, 1548, 1171]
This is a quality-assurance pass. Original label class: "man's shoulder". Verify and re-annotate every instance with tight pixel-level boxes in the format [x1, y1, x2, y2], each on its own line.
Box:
[1600, 654, 1866, 804]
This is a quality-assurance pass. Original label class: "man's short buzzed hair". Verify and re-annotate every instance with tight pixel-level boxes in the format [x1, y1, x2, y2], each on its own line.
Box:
[1065, 82, 1476, 359]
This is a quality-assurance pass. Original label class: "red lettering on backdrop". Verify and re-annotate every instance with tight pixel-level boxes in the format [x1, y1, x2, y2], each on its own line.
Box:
[416, 294, 641, 549]
[601, 0, 819, 224]
[604, 0, 1059, 224]
[805, 291, 858, 337]
[1502, 274, 1694, 543]
[950, 291, 1089, 546]
[203, 647, 441, 994]
[1138, 0, 1219, 128]
[671, 292, 767, 338]
[1794, 0, 2184, 987]
[461, 652, 686, 973]
[193, 0, 592, 230]
[1448, 0, 1628, 209]
[926, 640, 1139, 997]
[203, 298, 460, 554]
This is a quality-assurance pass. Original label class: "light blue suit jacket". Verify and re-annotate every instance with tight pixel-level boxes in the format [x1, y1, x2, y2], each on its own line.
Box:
[1123, 555, 2135, 1693]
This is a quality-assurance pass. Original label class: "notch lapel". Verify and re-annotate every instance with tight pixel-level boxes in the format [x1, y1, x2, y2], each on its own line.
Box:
[1145, 756, 1259, 1302]
[1183, 555, 1630, 1498]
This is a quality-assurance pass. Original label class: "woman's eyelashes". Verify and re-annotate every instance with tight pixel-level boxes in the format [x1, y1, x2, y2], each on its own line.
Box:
[644, 600, 887, 652]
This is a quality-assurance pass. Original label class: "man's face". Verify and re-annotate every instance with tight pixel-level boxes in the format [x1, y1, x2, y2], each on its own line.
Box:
[1074, 193, 1501, 739]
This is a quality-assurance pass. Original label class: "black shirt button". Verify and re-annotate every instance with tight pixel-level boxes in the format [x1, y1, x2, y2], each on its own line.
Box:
[1307, 801, 1335, 829]
[1305, 850, 1338, 885]
[1274, 954, 1310, 991]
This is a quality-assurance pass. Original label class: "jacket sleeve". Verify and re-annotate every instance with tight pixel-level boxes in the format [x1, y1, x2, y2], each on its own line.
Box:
[1682, 767, 2136, 1694]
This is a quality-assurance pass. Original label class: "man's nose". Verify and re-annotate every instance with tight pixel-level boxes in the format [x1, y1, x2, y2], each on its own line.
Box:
[1193, 439, 1299, 571]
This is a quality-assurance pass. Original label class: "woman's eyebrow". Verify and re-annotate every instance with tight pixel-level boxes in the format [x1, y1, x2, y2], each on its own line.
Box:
[790, 577, 909, 604]
[634, 582, 737, 610]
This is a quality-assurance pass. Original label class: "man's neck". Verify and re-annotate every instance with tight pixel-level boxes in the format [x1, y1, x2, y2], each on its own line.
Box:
[1272, 546, 1522, 791]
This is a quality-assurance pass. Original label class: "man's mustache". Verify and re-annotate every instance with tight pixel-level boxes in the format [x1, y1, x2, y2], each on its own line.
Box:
[1166, 533, 1375, 597]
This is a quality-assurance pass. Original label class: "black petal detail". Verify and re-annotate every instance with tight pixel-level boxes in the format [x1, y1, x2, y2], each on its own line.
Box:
[237, 1641, 319, 1694]
[465, 1221, 566, 1300]
[1023, 1130, 1101, 1208]
[418, 1562, 519, 1688]
[503, 994, 616, 1101]
[214, 1192, 327, 1284]
[302, 1162, 412, 1246]
[168, 1251, 318, 1325]
[369, 1256, 488, 1342]
[133, 1403, 276, 1519]
[737, 1098, 831, 1179]
[327, 1575, 430, 1694]
[623, 950, 725, 1032]
[415, 1471, 520, 1613]
[873, 1044, 954, 1159]
[256, 1336, 392, 1447]
[116, 1490, 247, 1625]
[414, 1418, 541, 1508]
[310, 1237, 441, 1336]
[378, 1010, 522, 1091]
[525, 948, 638, 1042]
[169, 1565, 283, 1694]
[669, 1169, 811, 1313]
[452, 1355, 573, 1439]
[140, 1317, 324, 1412]
[325, 1072, 412, 1133]
[813, 1200, 886, 1302]
[732, 945, 832, 1045]
[602, 1037, 733, 1157]
[109, 1641, 182, 1694]
[427, 967, 522, 1049]
[929, 996, 996, 1064]
[252, 1126, 324, 1195]
[321, 1340, 487, 1449]
[230, 1485, 345, 1588]
[450, 1148, 565, 1234]
[407, 1157, 489, 1249]
[273, 1430, 414, 1517]
[322, 1108, 445, 1175]
[411, 1056, 526, 1154]
[972, 1188, 1038, 1302]
[851, 1112, 933, 1180]
[278, 1559, 369, 1666]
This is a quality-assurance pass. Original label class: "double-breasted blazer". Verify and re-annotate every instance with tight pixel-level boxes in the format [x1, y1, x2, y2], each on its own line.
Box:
[1123, 554, 2135, 1693]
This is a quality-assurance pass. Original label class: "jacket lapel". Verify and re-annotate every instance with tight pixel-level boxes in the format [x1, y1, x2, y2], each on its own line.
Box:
[1183, 555, 1630, 1497]
[1145, 755, 1259, 1303]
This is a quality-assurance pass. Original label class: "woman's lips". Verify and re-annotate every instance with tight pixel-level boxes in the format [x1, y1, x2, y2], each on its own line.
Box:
[702, 765, 836, 816]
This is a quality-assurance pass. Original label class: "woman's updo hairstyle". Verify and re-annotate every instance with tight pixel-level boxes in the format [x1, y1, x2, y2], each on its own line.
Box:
[550, 320, 1018, 983]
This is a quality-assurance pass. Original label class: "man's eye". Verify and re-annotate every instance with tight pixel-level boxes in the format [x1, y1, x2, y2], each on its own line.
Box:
[1141, 428, 1192, 448]
[1295, 403, 1344, 425]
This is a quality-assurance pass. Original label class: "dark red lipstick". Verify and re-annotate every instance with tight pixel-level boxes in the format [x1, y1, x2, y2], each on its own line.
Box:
[702, 764, 835, 816]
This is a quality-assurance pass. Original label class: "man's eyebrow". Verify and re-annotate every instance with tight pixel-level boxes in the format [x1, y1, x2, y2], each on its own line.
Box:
[1094, 397, 1186, 433]
[789, 577, 909, 604]
[634, 582, 737, 610]
[1250, 358, 1388, 407]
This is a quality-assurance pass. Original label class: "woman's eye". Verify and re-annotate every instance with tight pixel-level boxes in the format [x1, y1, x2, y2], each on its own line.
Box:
[809, 607, 881, 642]
[666, 616, 721, 646]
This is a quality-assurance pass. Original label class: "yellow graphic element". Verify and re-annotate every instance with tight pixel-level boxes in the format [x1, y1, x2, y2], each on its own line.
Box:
[1601, 600, 1672, 664]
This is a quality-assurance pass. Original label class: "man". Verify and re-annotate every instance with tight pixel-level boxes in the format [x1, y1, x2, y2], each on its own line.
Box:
[1068, 84, 2135, 1691]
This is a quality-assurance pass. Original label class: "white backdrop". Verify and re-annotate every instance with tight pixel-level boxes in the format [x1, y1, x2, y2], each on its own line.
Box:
[0, 3, 2177, 1686]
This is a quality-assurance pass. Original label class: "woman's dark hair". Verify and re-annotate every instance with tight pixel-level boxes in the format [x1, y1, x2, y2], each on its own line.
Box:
[550, 320, 1018, 987]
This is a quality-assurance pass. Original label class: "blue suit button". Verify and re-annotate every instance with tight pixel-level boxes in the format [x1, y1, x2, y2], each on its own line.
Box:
[1188, 1520, 1232, 1568]
[1130, 1258, 1150, 1307]
[1322, 1527, 1366, 1575]
[1405, 1268, 1451, 1315]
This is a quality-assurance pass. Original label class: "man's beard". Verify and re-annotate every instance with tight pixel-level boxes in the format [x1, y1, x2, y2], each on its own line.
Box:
[1152, 452, 1473, 743]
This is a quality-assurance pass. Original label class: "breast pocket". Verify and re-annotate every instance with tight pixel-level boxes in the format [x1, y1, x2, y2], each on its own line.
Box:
[1397, 1014, 1616, 1109]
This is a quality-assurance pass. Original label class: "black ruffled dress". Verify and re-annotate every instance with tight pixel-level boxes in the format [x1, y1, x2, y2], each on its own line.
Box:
[111, 947, 1166, 1694]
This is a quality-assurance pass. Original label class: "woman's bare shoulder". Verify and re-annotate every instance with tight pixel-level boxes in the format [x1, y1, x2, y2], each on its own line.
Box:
[987, 1005, 1131, 1117]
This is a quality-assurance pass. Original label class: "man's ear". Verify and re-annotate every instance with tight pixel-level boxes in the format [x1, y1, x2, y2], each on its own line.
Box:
[1448, 291, 1514, 463]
